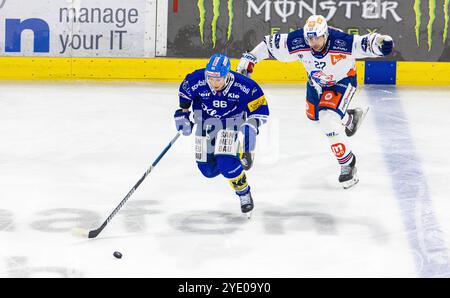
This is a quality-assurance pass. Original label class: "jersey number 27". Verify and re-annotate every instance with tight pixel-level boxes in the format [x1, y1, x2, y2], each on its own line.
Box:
[314, 61, 326, 69]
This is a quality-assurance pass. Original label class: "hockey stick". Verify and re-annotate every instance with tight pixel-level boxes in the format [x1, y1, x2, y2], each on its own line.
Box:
[72, 131, 182, 238]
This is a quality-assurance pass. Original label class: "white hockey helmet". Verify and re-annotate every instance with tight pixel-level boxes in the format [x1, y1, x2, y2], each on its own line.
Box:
[303, 15, 329, 42]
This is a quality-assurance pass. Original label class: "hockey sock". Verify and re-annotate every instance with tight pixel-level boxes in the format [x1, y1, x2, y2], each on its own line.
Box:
[229, 171, 249, 193]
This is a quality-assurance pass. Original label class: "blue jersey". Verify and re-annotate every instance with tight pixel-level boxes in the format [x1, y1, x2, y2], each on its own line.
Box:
[178, 69, 269, 125]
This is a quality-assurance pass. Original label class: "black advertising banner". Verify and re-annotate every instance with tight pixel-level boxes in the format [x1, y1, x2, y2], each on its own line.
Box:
[167, 0, 450, 61]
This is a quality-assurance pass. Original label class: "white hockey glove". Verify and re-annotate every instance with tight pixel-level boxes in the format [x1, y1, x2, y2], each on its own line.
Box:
[237, 52, 257, 78]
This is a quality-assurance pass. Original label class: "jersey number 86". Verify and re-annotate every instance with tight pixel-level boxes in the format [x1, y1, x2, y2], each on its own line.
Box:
[213, 100, 228, 108]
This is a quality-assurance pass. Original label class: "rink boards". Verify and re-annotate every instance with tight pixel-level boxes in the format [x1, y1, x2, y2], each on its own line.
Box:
[0, 57, 449, 85]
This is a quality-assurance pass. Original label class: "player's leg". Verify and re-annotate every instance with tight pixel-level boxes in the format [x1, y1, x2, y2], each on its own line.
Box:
[197, 154, 220, 178]
[216, 155, 253, 214]
[318, 109, 358, 189]
[318, 80, 359, 188]
[214, 129, 253, 215]
[195, 123, 221, 178]
[306, 81, 359, 189]
[335, 79, 368, 137]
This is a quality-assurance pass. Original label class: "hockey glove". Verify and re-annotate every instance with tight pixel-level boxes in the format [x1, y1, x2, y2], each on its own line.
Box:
[241, 152, 255, 171]
[240, 119, 259, 170]
[310, 71, 336, 88]
[237, 52, 257, 78]
[377, 35, 394, 56]
[174, 109, 193, 136]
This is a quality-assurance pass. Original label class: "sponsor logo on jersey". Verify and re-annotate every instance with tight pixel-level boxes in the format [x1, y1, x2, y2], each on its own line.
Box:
[331, 44, 349, 52]
[334, 39, 347, 47]
[228, 93, 240, 99]
[292, 37, 304, 46]
[201, 103, 221, 118]
[331, 143, 347, 159]
[191, 80, 206, 91]
[331, 54, 347, 65]
[197, 0, 233, 48]
[414, 0, 449, 51]
[233, 82, 250, 94]
[248, 95, 267, 112]
[252, 87, 258, 96]
[199, 91, 211, 97]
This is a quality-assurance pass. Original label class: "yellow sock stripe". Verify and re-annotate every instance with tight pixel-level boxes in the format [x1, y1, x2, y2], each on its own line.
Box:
[229, 171, 248, 191]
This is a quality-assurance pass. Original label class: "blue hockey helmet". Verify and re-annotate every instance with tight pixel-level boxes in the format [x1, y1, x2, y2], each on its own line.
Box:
[205, 54, 231, 78]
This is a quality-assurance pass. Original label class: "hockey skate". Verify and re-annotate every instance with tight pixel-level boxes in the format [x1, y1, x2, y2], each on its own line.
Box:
[339, 156, 359, 189]
[238, 190, 254, 218]
[345, 107, 369, 137]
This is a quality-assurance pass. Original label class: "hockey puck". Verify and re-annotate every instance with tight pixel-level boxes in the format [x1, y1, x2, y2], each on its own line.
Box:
[113, 251, 122, 259]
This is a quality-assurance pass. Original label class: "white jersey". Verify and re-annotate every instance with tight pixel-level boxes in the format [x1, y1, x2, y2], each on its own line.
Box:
[252, 28, 386, 83]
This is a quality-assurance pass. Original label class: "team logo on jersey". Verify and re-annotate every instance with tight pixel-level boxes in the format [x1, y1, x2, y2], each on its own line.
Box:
[331, 54, 347, 65]
[331, 143, 346, 159]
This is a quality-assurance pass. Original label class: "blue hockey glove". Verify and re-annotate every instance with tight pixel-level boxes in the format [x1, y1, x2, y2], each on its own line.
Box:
[379, 36, 394, 56]
[174, 109, 193, 136]
[310, 71, 336, 88]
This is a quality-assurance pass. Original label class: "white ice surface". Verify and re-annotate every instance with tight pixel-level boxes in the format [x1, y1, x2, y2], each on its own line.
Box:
[0, 81, 449, 277]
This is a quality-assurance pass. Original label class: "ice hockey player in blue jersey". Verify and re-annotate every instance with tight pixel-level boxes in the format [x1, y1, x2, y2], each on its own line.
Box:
[174, 53, 269, 216]
[237, 15, 394, 189]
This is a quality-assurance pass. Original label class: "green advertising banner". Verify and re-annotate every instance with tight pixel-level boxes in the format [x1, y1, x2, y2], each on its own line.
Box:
[167, 0, 450, 61]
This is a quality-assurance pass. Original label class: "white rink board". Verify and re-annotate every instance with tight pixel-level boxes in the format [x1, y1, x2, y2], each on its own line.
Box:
[0, 0, 156, 57]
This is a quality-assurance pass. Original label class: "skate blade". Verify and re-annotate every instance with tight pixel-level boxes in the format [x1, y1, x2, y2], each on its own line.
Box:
[341, 177, 359, 189]
[242, 211, 252, 219]
[352, 107, 369, 133]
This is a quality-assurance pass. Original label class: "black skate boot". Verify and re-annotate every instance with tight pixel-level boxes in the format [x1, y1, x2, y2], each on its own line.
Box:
[345, 107, 369, 137]
[339, 155, 359, 189]
[237, 189, 254, 218]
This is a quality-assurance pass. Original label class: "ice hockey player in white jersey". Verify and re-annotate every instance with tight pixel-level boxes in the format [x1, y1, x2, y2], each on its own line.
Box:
[237, 15, 394, 189]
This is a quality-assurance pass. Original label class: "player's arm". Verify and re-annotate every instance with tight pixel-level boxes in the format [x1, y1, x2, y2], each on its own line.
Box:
[237, 33, 298, 77]
[353, 33, 394, 59]
[174, 74, 195, 136]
